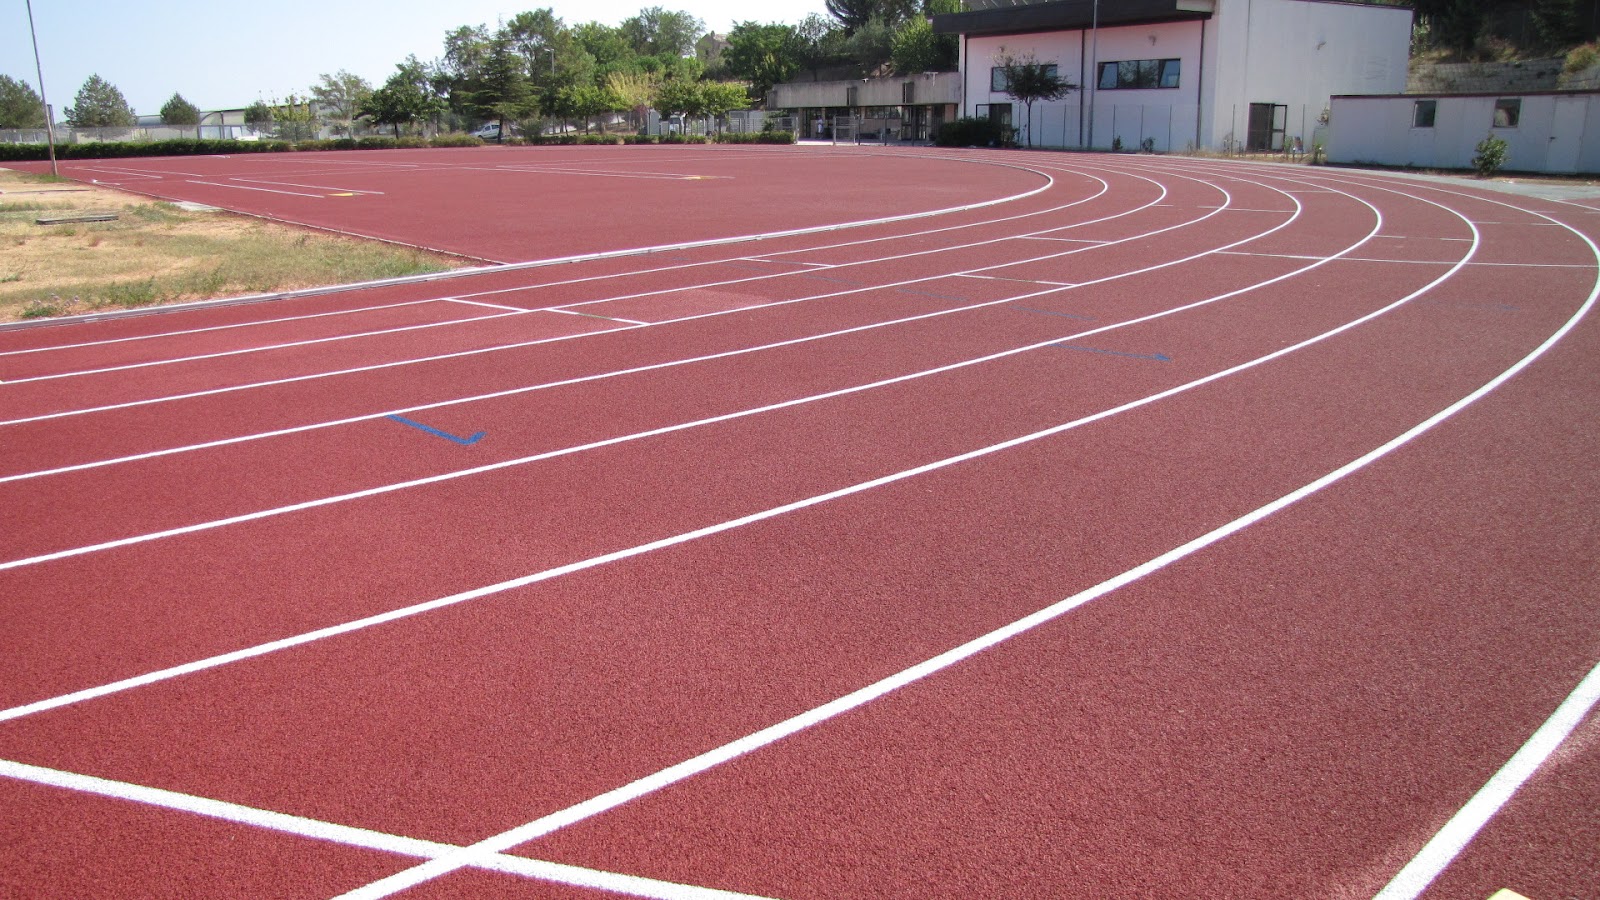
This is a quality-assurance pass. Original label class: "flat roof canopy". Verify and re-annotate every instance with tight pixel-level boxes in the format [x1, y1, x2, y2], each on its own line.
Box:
[933, 0, 1215, 37]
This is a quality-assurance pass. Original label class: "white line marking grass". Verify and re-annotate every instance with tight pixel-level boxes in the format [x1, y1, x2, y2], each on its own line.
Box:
[0, 759, 774, 900]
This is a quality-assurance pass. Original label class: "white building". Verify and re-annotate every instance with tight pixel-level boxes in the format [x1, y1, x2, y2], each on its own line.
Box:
[1328, 91, 1600, 174]
[932, 0, 1412, 152]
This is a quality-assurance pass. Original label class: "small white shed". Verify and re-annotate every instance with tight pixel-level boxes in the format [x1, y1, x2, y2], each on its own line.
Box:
[1328, 91, 1600, 174]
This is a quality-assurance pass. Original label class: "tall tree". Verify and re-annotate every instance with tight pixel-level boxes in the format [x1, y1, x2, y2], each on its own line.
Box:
[606, 70, 659, 131]
[724, 22, 804, 99]
[1411, 0, 1489, 54]
[361, 57, 446, 137]
[244, 99, 274, 134]
[0, 75, 46, 129]
[890, 0, 960, 74]
[160, 92, 201, 138]
[311, 70, 372, 137]
[64, 74, 136, 129]
[621, 7, 704, 58]
[270, 94, 317, 141]
[994, 48, 1075, 147]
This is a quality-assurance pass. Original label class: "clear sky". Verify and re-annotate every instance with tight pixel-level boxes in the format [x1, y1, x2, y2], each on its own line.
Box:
[3, 0, 828, 117]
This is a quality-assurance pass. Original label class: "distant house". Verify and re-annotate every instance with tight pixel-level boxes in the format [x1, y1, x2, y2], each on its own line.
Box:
[931, 0, 1413, 152]
[768, 73, 964, 142]
[1329, 90, 1600, 174]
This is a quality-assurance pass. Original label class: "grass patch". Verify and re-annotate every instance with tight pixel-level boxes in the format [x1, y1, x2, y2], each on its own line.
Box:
[0, 167, 462, 321]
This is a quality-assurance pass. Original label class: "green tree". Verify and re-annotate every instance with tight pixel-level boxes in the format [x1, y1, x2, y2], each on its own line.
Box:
[475, 35, 541, 135]
[890, 0, 959, 74]
[160, 92, 201, 138]
[64, 74, 136, 130]
[606, 70, 659, 131]
[994, 48, 1076, 147]
[724, 22, 803, 99]
[244, 99, 274, 134]
[312, 70, 372, 137]
[361, 57, 446, 137]
[700, 81, 751, 132]
[0, 75, 46, 129]
[621, 7, 704, 58]
[842, 15, 897, 75]
[270, 93, 317, 141]
[1411, 0, 1489, 54]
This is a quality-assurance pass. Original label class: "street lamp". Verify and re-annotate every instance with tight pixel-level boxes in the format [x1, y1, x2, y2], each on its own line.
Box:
[25, 0, 58, 176]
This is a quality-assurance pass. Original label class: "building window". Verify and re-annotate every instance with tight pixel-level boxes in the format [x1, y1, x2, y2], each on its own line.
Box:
[975, 103, 1013, 128]
[1493, 98, 1520, 128]
[1412, 100, 1437, 128]
[991, 64, 1058, 92]
[1097, 58, 1181, 90]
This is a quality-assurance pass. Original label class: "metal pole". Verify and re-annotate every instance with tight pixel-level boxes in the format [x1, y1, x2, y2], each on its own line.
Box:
[1087, 0, 1099, 149]
[25, 0, 58, 176]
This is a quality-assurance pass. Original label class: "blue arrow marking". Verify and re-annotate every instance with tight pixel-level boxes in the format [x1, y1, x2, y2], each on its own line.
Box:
[1051, 343, 1171, 362]
[386, 415, 486, 445]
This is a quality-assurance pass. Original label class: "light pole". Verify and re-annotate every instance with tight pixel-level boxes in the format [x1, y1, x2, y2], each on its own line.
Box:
[1086, 0, 1099, 150]
[25, 0, 58, 176]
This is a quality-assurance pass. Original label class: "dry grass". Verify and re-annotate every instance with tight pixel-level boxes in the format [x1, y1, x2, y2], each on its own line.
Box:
[0, 168, 464, 322]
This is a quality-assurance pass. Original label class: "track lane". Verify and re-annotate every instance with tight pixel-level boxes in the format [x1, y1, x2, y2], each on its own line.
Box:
[2, 152, 1596, 899]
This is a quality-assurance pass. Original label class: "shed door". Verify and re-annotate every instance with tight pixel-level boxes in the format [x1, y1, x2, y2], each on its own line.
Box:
[1547, 96, 1586, 174]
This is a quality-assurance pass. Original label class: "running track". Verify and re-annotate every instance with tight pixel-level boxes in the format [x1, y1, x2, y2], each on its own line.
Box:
[1, 146, 1596, 899]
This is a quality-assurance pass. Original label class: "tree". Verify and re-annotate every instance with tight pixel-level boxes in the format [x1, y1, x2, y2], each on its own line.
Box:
[994, 48, 1076, 147]
[621, 7, 704, 58]
[700, 81, 751, 132]
[160, 92, 201, 138]
[1411, 0, 1489, 54]
[311, 70, 372, 137]
[0, 75, 46, 129]
[362, 57, 446, 137]
[890, 0, 959, 74]
[64, 74, 136, 130]
[244, 99, 274, 134]
[724, 22, 804, 99]
[606, 70, 659, 131]
[270, 94, 317, 141]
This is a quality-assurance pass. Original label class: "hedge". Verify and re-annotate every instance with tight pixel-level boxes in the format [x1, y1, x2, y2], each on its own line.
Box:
[0, 129, 796, 161]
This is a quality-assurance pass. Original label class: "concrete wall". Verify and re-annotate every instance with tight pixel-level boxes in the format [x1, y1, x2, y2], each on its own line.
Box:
[1328, 92, 1600, 174]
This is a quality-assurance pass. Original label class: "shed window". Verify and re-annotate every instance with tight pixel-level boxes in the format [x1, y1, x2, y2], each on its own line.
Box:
[1412, 100, 1436, 128]
[1493, 98, 1520, 128]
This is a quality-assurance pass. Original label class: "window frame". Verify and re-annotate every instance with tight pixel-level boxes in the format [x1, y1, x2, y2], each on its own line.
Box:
[1096, 58, 1182, 90]
[990, 63, 1060, 93]
[1412, 99, 1437, 129]
[1492, 98, 1520, 128]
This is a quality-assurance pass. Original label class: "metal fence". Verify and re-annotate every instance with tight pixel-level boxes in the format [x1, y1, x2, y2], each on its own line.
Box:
[1, 124, 264, 145]
[1010, 102, 1328, 155]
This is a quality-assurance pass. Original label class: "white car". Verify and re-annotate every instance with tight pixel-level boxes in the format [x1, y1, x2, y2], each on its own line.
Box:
[472, 123, 517, 141]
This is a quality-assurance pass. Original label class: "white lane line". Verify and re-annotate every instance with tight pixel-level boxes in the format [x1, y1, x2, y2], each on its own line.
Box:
[0, 175, 1287, 496]
[184, 180, 328, 198]
[0, 167, 1293, 479]
[1372, 661, 1600, 900]
[444, 297, 532, 313]
[547, 308, 650, 325]
[0, 179, 1403, 718]
[0, 299, 447, 358]
[0, 168, 1149, 423]
[2, 309, 534, 385]
[231, 177, 384, 195]
[0, 759, 774, 900]
[345, 211, 1600, 900]
[959, 274, 1076, 287]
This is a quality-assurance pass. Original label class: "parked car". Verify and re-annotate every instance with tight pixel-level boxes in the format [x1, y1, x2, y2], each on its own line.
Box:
[472, 123, 519, 141]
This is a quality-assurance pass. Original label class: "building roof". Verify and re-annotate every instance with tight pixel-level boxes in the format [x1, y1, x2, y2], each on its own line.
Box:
[933, 0, 1215, 37]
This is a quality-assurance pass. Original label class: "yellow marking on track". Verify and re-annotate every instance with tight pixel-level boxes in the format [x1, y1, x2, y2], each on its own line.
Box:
[328, 192, 356, 197]
[1487, 890, 1532, 900]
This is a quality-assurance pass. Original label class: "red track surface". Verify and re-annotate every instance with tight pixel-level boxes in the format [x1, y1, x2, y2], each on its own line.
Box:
[1, 146, 1597, 900]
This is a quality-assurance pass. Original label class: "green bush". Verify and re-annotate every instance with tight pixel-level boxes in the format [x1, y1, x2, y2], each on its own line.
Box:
[661, 133, 710, 144]
[712, 131, 795, 144]
[577, 133, 625, 145]
[1473, 133, 1509, 177]
[623, 134, 660, 144]
[428, 133, 484, 147]
[0, 138, 293, 161]
[934, 117, 1015, 148]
